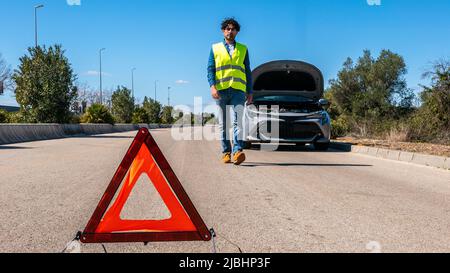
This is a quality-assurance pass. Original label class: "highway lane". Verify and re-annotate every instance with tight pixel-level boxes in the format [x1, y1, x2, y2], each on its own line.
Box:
[1, 128, 450, 253]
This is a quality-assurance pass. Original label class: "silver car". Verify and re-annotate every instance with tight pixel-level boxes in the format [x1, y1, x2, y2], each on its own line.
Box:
[244, 60, 331, 151]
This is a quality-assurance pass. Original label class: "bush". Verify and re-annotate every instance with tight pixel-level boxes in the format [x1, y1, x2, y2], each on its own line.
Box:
[407, 60, 450, 144]
[408, 111, 450, 145]
[81, 104, 115, 124]
[331, 116, 349, 139]
[132, 107, 150, 124]
[0, 109, 8, 123]
[0, 110, 28, 124]
[70, 114, 82, 124]
[8, 111, 26, 123]
[385, 122, 412, 142]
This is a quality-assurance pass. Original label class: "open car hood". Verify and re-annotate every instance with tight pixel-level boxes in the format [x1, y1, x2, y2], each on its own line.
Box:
[252, 60, 324, 101]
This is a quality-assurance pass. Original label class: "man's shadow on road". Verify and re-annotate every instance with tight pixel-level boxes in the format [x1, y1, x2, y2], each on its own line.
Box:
[247, 144, 347, 153]
[241, 162, 373, 168]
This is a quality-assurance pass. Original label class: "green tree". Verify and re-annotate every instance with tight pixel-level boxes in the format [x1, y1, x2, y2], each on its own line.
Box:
[161, 106, 174, 124]
[0, 53, 12, 95]
[327, 49, 415, 136]
[132, 106, 150, 124]
[81, 103, 115, 124]
[13, 45, 78, 123]
[410, 60, 450, 143]
[143, 96, 161, 123]
[111, 86, 134, 123]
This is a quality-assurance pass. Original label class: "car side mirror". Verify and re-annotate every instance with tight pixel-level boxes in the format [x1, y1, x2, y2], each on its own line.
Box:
[319, 99, 330, 109]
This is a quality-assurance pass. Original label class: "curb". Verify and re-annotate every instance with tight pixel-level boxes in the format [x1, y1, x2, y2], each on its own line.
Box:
[330, 142, 449, 170]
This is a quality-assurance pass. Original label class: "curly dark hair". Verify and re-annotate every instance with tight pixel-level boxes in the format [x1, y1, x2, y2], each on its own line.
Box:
[221, 18, 241, 32]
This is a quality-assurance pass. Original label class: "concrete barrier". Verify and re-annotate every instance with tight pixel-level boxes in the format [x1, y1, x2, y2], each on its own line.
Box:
[62, 124, 83, 135]
[0, 124, 66, 145]
[80, 124, 114, 135]
[137, 124, 149, 129]
[0, 123, 173, 145]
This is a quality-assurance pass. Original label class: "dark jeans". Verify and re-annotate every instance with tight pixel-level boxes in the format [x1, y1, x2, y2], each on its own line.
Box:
[215, 89, 246, 154]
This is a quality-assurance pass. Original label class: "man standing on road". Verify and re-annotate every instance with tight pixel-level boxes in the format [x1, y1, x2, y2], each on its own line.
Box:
[208, 18, 253, 165]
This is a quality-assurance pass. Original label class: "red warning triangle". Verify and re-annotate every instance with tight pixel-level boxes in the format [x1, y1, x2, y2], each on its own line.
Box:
[81, 128, 211, 243]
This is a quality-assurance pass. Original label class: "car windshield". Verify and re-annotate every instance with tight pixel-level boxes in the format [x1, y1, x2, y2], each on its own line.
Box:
[254, 95, 314, 103]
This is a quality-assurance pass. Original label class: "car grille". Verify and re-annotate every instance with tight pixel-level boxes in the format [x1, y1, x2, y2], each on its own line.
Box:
[259, 121, 323, 140]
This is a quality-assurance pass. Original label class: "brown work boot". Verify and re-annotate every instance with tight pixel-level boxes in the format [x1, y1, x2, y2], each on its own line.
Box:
[222, 153, 232, 164]
[233, 151, 246, 166]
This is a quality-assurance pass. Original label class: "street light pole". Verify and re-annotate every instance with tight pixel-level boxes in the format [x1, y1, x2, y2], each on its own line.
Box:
[99, 48, 106, 104]
[168, 86, 171, 107]
[34, 4, 44, 48]
[154, 80, 158, 102]
[131, 68, 136, 105]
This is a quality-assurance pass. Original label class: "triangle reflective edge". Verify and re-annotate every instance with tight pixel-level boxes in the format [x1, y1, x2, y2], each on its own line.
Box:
[80, 128, 211, 243]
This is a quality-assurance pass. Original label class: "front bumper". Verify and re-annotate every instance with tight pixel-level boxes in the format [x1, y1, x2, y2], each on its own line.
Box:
[244, 109, 331, 144]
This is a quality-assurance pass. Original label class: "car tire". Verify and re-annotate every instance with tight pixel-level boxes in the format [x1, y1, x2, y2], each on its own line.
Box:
[314, 142, 330, 151]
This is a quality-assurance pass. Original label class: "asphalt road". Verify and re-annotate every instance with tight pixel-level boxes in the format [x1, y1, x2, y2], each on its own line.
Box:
[1, 128, 449, 253]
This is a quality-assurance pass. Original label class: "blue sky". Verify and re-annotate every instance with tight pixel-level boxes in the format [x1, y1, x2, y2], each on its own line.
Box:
[1, 0, 449, 107]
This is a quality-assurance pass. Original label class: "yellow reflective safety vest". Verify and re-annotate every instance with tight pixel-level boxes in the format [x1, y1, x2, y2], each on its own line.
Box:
[212, 42, 248, 93]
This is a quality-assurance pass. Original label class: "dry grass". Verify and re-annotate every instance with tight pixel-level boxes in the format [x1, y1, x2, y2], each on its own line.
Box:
[385, 125, 411, 143]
